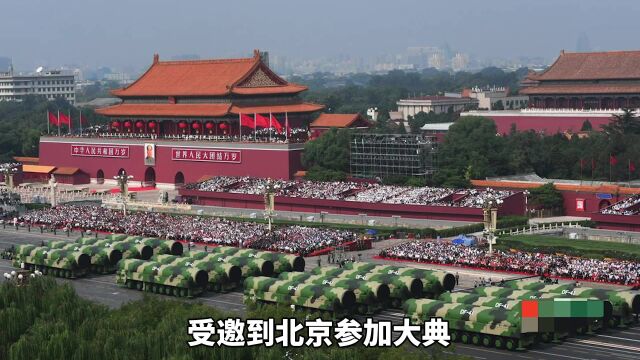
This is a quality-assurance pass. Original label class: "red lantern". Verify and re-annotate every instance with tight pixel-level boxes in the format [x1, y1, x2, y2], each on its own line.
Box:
[123, 121, 132, 128]
[205, 122, 214, 130]
[178, 122, 187, 129]
[135, 121, 144, 129]
[111, 121, 120, 128]
[192, 122, 201, 130]
[148, 121, 156, 129]
[219, 122, 228, 130]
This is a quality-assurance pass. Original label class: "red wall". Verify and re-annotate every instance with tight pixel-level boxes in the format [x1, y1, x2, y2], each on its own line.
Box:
[179, 189, 526, 222]
[561, 191, 622, 217]
[482, 115, 613, 134]
[38, 138, 304, 185]
[590, 213, 640, 231]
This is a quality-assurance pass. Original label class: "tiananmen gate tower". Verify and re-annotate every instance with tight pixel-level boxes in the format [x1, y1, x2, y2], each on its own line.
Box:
[38, 50, 325, 188]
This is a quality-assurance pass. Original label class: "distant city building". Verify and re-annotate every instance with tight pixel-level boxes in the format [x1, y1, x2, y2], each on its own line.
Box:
[520, 50, 640, 109]
[103, 72, 132, 84]
[451, 52, 469, 72]
[463, 86, 529, 110]
[396, 96, 478, 120]
[420, 122, 453, 143]
[0, 67, 75, 104]
[428, 51, 446, 69]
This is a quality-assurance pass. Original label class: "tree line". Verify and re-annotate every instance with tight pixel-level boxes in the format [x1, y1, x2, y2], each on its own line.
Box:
[0, 96, 107, 162]
[303, 111, 640, 188]
[0, 277, 464, 360]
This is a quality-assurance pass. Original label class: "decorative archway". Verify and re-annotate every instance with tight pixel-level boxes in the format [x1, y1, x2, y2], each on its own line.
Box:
[144, 167, 156, 187]
[598, 200, 611, 210]
[174, 171, 185, 187]
[96, 169, 105, 184]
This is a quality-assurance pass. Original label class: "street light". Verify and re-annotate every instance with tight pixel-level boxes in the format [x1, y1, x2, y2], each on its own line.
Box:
[0, 163, 20, 189]
[478, 191, 504, 255]
[260, 179, 280, 233]
[113, 172, 134, 216]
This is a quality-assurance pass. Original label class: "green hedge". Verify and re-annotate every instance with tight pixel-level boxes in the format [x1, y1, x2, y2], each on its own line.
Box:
[496, 235, 640, 262]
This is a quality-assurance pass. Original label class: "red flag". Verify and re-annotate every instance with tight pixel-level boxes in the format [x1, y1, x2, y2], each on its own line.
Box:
[270, 114, 283, 133]
[610, 154, 618, 166]
[48, 111, 58, 125]
[240, 114, 255, 129]
[58, 112, 71, 125]
[255, 114, 270, 128]
[630, 160, 636, 173]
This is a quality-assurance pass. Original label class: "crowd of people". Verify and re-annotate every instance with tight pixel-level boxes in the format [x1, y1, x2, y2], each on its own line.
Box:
[18, 205, 356, 255]
[379, 240, 640, 286]
[246, 226, 356, 256]
[185, 176, 515, 207]
[600, 194, 640, 215]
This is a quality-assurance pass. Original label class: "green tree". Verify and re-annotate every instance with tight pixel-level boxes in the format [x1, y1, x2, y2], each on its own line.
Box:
[435, 116, 508, 185]
[581, 119, 593, 131]
[602, 109, 640, 136]
[529, 183, 564, 211]
[302, 128, 351, 179]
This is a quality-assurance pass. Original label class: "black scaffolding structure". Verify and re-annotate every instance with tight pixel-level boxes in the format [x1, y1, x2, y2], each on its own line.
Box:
[349, 133, 437, 179]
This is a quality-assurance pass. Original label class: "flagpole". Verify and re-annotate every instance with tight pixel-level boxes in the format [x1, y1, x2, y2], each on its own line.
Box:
[68, 109, 71, 135]
[254, 113, 257, 142]
[46, 112, 50, 135]
[285, 112, 289, 142]
[269, 111, 272, 143]
[238, 113, 242, 141]
[57, 110, 60, 136]
[79, 109, 83, 135]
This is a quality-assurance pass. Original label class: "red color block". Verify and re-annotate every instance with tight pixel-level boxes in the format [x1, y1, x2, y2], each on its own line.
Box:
[522, 300, 539, 318]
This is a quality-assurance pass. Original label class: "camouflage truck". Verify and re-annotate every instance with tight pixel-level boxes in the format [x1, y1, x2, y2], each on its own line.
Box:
[13, 244, 91, 278]
[209, 246, 305, 273]
[116, 259, 209, 297]
[138, 238, 184, 256]
[278, 271, 391, 314]
[502, 280, 640, 327]
[312, 266, 423, 308]
[437, 293, 610, 339]
[152, 254, 242, 292]
[47, 240, 123, 274]
[342, 261, 456, 295]
[184, 251, 274, 278]
[469, 287, 614, 332]
[244, 276, 357, 315]
[404, 298, 538, 351]
[76, 238, 154, 260]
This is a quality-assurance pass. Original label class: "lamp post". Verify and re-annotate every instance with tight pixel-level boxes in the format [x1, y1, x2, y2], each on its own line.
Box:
[113, 172, 134, 216]
[261, 179, 279, 233]
[523, 190, 530, 217]
[0, 163, 19, 190]
[478, 193, 503, 255]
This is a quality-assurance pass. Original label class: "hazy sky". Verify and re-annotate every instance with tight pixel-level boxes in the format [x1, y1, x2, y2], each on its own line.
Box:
[2, 0, 638, 71]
